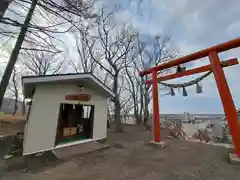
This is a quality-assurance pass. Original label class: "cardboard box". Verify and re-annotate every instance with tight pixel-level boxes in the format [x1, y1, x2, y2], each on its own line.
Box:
[63, 127, 77, 137]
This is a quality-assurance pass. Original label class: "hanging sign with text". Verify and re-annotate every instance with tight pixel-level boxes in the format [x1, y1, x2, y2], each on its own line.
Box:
[65, 94, 91, 101]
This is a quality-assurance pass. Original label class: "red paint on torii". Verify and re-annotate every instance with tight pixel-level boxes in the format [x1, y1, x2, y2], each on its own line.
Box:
[139, 38, 240, 157]
[146, 58, 238, 84]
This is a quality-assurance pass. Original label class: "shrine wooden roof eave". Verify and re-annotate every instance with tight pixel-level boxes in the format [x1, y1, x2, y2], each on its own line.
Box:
[22, 73, 115, 99]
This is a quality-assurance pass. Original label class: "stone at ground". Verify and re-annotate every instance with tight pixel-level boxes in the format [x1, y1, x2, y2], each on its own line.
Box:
[148, 141, 168, 148]
[96, 138, 107, 144]
[34, 152, 44, 157]
[229, 153, 240, 165]
[1, 133, 23, 158]
[0, 137, 14, 159]
[4, 156, 26, 171]
[113, 142, 124, 149]
[3, 155, 13, 160]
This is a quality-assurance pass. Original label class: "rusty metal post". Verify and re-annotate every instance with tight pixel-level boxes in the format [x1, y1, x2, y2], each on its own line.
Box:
[209, 51, 240, 157]
[152, 69, 160, 142]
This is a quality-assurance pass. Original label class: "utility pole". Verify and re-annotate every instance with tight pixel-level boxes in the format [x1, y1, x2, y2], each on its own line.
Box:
[0, 0, 38, 107]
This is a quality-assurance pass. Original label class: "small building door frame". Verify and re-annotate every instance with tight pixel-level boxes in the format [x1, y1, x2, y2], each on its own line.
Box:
[55, 102, 95, 146]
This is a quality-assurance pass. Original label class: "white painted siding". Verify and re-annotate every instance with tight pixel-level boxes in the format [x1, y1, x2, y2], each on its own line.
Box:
[23, 84, 107, 155]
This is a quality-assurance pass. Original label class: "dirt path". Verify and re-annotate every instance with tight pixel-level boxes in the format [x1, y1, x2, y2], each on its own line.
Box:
[2, 125, 240, 180]
[0, 117, 25, 136]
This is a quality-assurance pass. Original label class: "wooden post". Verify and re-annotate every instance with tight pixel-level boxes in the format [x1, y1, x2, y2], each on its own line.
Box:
[209, 51, 240, 157]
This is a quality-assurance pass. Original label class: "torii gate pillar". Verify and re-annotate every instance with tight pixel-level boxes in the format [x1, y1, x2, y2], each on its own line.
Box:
[152, 69, 160, 142]
[209, 51, 240, 157]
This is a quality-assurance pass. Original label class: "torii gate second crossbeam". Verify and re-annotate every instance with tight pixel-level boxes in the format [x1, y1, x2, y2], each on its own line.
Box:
[139, 38, 240, 157]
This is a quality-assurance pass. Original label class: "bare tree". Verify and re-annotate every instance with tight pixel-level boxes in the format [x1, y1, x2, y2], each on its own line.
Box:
[124, 65, 141, 124]
[0, 0, 96, 107]
[85, 9, 137, 132]
[69, 17, 116, 128]
[142, 36, 177, 127]
[70, 25, 98, 73]
[0, 0, 38, 108]
[7, 66, 21, 115]
[20, 50, 64, 76]
[117, 74, 134, 123]
[124, 35, 146, 124]
[124, 34, 178, 129]
[12, 67, 18, 115]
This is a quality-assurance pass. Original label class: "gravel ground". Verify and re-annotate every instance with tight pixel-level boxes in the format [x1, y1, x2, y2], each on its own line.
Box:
[1, 125, 240, 180]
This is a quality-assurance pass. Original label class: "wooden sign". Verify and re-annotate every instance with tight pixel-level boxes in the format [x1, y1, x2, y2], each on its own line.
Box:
[65, 94, 91, 101]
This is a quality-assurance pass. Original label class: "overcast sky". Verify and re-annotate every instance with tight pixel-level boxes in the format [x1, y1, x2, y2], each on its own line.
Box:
[1, 0, 240, 114]
[104, 0, 240, 114]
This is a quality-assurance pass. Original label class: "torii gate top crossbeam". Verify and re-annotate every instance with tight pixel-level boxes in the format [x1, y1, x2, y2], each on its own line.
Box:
[145, 58, 238, 84]
[139, 38, 240, 76]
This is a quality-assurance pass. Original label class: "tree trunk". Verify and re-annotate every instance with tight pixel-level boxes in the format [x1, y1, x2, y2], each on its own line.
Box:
[13, 83, 18, 115]
[134, 105, 140, 125]
[139, 79, 144, 123]
[22, 98, 26, 116]
[132, 87, 140, 124]
[0, 0, 38, 108]
[143, 84, 151, 131]
[114, 98, 122, 132]
[143, 91, 149, 124]
[12, 67, 18, 116]
[12, 97, 18, 116]
[113, 73, 123, 132]
[124, 66, 139, 124]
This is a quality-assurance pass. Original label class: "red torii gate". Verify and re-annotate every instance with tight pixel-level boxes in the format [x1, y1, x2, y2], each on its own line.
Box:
[139, 38, 240, 157]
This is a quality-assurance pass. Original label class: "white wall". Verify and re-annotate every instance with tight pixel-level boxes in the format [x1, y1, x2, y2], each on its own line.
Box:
[23, 84, 108, 155]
